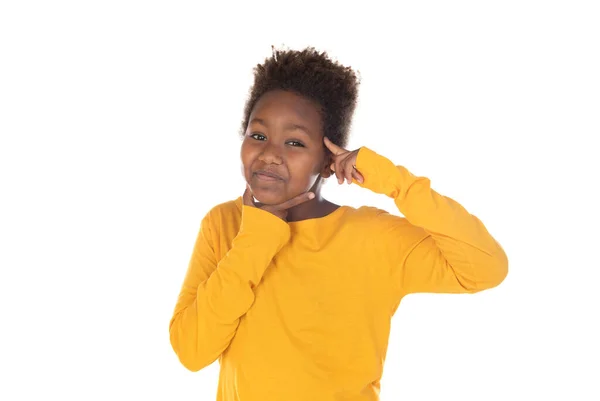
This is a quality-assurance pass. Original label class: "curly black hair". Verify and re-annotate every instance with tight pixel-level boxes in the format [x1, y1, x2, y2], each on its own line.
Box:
[240, 46, 360, 149]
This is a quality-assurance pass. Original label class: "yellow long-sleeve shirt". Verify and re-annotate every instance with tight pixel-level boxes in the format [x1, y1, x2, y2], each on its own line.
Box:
[169, 146, 508, 401]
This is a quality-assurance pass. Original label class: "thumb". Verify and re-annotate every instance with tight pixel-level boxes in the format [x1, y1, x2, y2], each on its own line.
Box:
[242, 184, 255, 206]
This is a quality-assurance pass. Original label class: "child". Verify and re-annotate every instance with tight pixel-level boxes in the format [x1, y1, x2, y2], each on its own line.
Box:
[169, 47, 508, 401]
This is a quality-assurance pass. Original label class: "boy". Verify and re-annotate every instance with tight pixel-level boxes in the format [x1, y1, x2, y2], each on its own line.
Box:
[170, 47, 508, 401]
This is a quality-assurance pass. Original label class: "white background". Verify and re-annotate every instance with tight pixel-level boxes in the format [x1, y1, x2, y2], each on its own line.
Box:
[1, 1, 599, 400]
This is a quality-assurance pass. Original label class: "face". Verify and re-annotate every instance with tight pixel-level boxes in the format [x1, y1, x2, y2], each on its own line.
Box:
[241, 90, 328, 205]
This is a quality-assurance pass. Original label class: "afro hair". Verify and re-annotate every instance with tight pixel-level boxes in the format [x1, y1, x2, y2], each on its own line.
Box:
[240, 46, 360, 149]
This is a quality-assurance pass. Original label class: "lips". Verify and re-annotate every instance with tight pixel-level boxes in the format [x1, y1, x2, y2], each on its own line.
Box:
[253, 169, 284, 181]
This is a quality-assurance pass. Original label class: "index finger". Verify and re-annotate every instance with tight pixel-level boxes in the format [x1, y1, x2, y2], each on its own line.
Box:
[323, 136, 346, 155]
[274, 191, 315, 210]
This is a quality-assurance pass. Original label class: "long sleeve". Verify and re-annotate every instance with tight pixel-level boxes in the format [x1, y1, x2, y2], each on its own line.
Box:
[169, 205, 291, 372]
[355, 147, 508, 301]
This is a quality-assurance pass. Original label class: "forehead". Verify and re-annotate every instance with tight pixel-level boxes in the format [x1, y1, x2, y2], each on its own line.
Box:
[249, 90, 323, 131]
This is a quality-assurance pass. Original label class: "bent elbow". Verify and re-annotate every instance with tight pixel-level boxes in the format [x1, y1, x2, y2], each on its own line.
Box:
[177, 353, 206, 373]
[169, 323, 220, 372]
[478, 249, 509, 291]
[170, 335, 215, 373]
[492, 245, 509, 285]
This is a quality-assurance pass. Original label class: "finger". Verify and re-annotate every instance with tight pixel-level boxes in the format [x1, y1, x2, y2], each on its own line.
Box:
[343, 153, 360, 184]
[330, 161, 343, 185]
[275, 191, 315, 210]
[323, 136, 346, 156]
[336, 152, 354, 185]
[344, 161, 354, 185]
[331, 162, 344, 184]
[242, 184, 254, 206]
[351, 168, 364, 184]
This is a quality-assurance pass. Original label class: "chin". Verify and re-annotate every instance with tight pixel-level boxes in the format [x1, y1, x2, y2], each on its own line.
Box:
[250, 188, 287, 205]
[247, 173, 290, 205]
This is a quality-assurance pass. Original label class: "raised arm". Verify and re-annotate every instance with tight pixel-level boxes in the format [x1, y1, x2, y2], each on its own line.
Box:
[354, 147, 508, 299]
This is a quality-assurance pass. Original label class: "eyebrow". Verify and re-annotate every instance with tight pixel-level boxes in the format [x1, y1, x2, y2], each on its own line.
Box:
[249, 118, 312, 135]
[250, 118, 268, 127]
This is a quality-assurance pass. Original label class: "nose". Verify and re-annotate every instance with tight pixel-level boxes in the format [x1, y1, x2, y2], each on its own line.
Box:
[258, 142, 283, 165]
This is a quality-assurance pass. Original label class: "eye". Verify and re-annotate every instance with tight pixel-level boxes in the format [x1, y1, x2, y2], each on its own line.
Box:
[250, 133, 266, 141]
[287, 140, 305, 147]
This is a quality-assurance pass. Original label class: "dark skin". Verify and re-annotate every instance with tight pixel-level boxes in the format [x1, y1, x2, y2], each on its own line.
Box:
[240, 90, 364, 222]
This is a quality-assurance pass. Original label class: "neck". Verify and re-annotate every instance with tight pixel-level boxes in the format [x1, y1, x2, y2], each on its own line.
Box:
[286, 181, 338, 222]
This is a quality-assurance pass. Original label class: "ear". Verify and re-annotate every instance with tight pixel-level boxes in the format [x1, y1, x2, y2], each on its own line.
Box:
[319, 153, 335, 178]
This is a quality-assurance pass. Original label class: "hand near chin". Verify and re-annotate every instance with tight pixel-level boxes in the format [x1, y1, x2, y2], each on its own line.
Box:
[243, 185, 315, 222]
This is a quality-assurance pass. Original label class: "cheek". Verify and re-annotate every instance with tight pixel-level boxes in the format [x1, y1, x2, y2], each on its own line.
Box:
[240, 142, 254, 172]
[288, 156, 322, 186]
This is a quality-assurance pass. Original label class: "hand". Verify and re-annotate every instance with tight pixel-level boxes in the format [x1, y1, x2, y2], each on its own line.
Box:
[323, 136, 364, 185]
[242, 185, 315, 221]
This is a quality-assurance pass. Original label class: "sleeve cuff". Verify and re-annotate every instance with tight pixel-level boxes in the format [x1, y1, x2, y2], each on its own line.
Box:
[355, 146, 405, 199]
[239, 205, 291, 245]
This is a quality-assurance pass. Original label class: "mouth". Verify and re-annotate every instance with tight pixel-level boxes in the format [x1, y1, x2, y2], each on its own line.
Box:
[253, 170, 284, 182]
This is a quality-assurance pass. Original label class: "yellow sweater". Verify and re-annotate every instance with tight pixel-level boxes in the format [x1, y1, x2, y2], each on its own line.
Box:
[169, 147, 508, 401]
